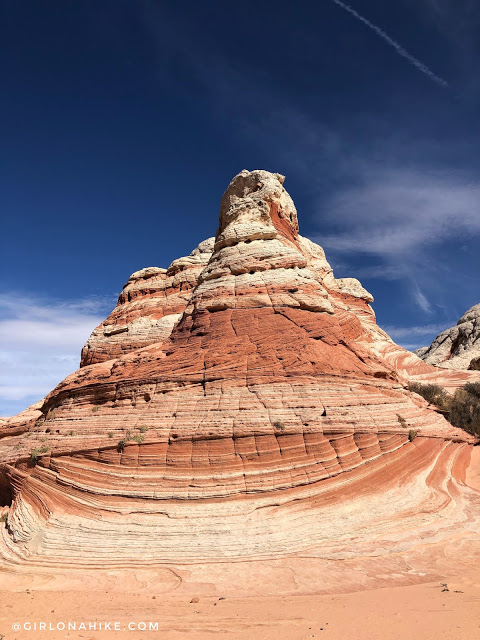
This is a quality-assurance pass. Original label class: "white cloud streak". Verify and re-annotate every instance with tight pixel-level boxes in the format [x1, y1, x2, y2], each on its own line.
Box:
[0, 294, 113, 416]
[318, 169, 480, 256]
[412, 282, 432, 313]
[382, 323, 449, 339]
[330, 0, 449, 87]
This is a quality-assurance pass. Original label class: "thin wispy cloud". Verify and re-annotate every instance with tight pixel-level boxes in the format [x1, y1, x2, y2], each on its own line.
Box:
[318, 169, 480, 255]
[0, 294, 113, 416]
[314, 167, 480, 313]
[330, 0, 448, 87]
[412, 282, 432, 314]
[383, 323, 449, 339]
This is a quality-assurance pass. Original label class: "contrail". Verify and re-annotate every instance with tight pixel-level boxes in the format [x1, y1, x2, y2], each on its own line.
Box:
[330, 0, 448, 87]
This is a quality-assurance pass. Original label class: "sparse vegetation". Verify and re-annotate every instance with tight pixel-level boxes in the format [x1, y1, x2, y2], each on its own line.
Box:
[133, 434, 145, 444]
[0, 513, 7, 524]
[139, 425, 148, 433]
[108, 432, 114, 438]
[408, 430, 418, 441]
[31, 444, 50, 464]
[464, 382, 480, 399]
[409, 382, 480, 438]
[409, 383, 449, 409]
[273, 421, 285, 431]
[92, 406, 100, 413]
[397, 414, 408, 428]
[117, 440, 126, 453]
[45, 407, 57, 420]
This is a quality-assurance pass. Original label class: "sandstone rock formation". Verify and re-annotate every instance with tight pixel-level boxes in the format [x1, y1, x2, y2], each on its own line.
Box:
[80, 238, 214, 366]
[415, 303, 480, 370]
[0, 170, 479, 581]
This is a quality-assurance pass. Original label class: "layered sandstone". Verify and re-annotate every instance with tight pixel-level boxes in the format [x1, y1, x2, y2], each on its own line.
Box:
[415, 303, 480, 370]
[0, 170, 478, 575]
[80, 238, 214, 366]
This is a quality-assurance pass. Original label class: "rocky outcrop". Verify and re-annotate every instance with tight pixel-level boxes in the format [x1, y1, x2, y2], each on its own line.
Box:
[0, 170, 478, 572]
[80, 238, 214, 366]
[415, 304, 480, 370]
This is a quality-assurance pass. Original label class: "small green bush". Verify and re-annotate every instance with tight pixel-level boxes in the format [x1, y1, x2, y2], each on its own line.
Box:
[273, 421, 285, 431]
[133, 434, 145, 444]
[397, 414, 408, 428]
[92, 406, 100, 412]
[409, 383, 449, 409]
[408, 430, 418, 441]
[108, 432, 114, 438]
[139, 426, 148, 433]
[449, 388, 480, 437]
[0, 513, 8, 524]
[464, 382, 480, 400]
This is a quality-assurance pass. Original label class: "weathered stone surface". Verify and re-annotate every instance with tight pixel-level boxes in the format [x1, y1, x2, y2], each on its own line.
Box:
[0, 170, 478, 573]
[415, 303, 480, 370]
[80, 238, 214, 365]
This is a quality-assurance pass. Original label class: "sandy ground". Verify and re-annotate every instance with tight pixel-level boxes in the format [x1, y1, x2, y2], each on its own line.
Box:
[1, 446, 479, 640]
[0, 574, 479, 640]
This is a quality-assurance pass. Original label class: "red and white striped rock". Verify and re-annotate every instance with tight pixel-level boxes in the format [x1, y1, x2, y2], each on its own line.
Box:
[80, 238, 214, 365]
[0, 170, 478, 573]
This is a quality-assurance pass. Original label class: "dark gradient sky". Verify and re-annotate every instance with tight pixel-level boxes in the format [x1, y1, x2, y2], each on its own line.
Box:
[1, 0, 479, 414]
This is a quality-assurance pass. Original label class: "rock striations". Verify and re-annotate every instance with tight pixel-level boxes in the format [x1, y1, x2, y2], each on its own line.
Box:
[0, 170, 479, 579]
[415, 303, 480, 371]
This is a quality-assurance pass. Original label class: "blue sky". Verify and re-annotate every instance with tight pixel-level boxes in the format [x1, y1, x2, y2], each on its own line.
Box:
[1, 0, 479, 415]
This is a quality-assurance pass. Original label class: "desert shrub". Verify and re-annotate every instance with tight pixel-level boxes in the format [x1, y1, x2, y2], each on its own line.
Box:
[409, 382, 480, 438]
[449, 388, 480, 437]
[117, 440, 126, 453]
[108, 432, 114, 438]
[273, 421, 285, 431]
[464, 382, 480, 399]
[0, 513, 7, 523]
[30, 444, 50, 464]
[409, 383, 449, 409]
[139, 426, 148, 433]
[92, 406, 100, 413]
[408, 430, 418, 441]
[133, 434, 145, 444]
[397, 414, 408, 428]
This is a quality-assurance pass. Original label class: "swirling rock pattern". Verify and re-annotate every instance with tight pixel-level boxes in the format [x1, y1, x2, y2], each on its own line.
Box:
[0, 170, 478, 578]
